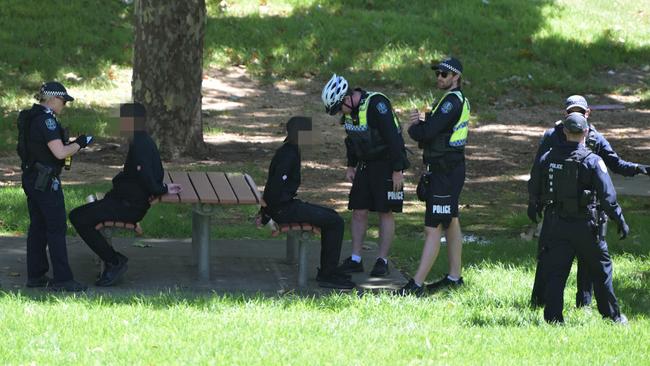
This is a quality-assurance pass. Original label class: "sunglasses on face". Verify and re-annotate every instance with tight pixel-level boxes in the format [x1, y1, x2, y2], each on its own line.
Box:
[435, 71, 449, 78]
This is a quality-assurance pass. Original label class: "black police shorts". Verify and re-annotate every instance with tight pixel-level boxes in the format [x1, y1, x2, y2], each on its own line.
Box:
[348, 160, 403, 213]
[425, 162, 465, 228]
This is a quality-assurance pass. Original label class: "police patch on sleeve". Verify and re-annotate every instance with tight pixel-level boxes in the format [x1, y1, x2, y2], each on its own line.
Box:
[598, 159, 608, 174]
[440, 101, 453, 114]
[376, 102, 388, 115]
[45, 118, 57, 131]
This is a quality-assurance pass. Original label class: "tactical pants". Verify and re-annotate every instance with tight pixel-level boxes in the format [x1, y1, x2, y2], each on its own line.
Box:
[531, 207, 594, 307]
[69, 196, 148, 265]
[22, 173, 74, 282]
[268, 200, 344, 275]
[542, 214, 620, 323]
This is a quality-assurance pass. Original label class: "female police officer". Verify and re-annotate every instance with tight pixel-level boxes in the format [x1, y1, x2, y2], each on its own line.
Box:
[17, 82, 90, 291]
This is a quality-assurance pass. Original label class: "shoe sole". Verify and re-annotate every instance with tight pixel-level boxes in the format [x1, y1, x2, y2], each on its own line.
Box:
[96, 263, 128, 287]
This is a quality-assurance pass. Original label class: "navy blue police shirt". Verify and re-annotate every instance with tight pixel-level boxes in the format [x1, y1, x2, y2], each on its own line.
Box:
[345, 91, 407, 172]
[528, 141, 624, 224]
[533, 122, 638, 176]
[408, 87, 465, 162]
[27, 104, 65, 168]
[263, 142, 301, 209]
[106, 130, 168, 206]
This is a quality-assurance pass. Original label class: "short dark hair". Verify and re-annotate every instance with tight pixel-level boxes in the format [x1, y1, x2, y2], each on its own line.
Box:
[120, 102, 146, 118]
[286, 116, 312, 144]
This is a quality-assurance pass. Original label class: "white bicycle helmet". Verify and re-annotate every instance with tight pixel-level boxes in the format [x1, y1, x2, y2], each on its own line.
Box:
[321, 74, 348, 115]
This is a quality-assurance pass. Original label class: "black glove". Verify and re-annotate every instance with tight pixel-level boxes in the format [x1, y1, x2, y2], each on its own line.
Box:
[527, 201, 542, 223]
[636, 164, 649, 176]
[617, 221, 630, 240]
[73, 134, 88, 149]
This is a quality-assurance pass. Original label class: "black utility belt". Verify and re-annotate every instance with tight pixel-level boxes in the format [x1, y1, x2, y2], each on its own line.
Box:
[426, 158, 464, 173]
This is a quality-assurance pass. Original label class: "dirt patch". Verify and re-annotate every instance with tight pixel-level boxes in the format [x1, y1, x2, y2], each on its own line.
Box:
[2, 66, 649, 210]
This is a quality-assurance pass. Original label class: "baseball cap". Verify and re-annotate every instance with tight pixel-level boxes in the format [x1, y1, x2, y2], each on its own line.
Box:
[565, 95, 588, 112]
[432, 57, 463, 75]
[564, 112, 588, 132]
[40, 81, 74, 102]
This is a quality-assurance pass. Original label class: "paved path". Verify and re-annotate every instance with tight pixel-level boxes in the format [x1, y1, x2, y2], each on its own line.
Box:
[0, 236, 407, 295]
[611, 174, 650, 197]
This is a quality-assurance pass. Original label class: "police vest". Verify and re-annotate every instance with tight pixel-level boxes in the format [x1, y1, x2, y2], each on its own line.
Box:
[423, 90, 470, 162]
[17, 107, 65, 173]
[541, 147, 595, 218]
[344, 92, 401, 161]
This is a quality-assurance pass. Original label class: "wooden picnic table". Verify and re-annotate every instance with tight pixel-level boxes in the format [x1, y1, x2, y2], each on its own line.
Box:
[157, 171, 261, 282]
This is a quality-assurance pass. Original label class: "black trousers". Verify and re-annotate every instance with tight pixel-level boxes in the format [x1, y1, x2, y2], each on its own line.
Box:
[268, 200, 344, 274]
[22, 173, 74, 282]
[69, 196, 148, 264]
[531, 207, 594, 307]
[542, 215, 620, 323]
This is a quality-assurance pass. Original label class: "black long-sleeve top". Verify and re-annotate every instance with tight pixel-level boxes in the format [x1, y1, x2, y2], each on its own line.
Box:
[263, 142, 301, 209]
[106, 131, 167, 206]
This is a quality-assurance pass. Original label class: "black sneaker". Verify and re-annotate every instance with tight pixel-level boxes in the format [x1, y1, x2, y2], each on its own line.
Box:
[337, 257, 364, 274]
[48, 279, 87, 292]
[397, 278, 424, 297]
[369, 258, 389, 277]
[426, 275, 464, 292]
[316, 269, 356, 289]
[96, 252, 129, 287]
[26, 275, 52, 288]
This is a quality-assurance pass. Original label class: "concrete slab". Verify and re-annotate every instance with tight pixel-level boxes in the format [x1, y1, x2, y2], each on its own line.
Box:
[0, 235, 407, 296]
[611, 174, 650, 197]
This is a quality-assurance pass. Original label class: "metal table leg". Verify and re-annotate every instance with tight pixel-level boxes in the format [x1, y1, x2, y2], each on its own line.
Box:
[192, 204, 214, 283]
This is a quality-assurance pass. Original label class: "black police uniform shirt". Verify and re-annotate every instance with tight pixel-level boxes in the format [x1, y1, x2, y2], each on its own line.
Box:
[106, 130, 167, 206]
[528, 141, 624, 223]
[533, 122, 638, 176]
[408, 87, 465, 162]
[345, 91, 407, 172]
[27, 104, 65, 169]
[263, 142, 301, 209]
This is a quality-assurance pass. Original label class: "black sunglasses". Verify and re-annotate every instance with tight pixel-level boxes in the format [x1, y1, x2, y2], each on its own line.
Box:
[435, 71, 450, 78]
[56, 96, 67, 105]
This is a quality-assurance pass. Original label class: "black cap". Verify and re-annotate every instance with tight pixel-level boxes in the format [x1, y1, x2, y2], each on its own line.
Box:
[432, 57, 463, 75]
[564, 112, 588, 133]
[40, 81, 74, 101]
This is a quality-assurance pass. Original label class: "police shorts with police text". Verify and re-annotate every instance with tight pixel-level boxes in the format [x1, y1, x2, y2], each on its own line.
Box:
[425, 162, 465, 228]
[348, 160, 403, 213]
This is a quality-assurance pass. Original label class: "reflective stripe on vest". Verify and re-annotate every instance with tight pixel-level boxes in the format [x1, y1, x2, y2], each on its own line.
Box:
[343, 92, 400, 131]
[432, 91, 470, 147]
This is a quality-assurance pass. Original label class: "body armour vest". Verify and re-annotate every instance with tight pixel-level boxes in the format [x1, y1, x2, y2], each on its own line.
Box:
[542, 147, 594, 218]
[343, 92, 401, 161]
[423, 90, 470, 162]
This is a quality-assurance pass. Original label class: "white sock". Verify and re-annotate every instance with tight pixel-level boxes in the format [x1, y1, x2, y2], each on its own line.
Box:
[351, 254, 362, 263]
[378, 257, 388, 264]
[414, 280, 423, 287]
[447, 274, 459, 281]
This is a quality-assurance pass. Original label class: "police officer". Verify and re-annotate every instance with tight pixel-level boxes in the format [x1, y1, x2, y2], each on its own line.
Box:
[528, 112, 629, 324]
[529, 95, 649, 308]
[17, 82, 90, 291]
[69, 103, 181, 286]
[399, 57, 470, 295]
[261, 117, 355, 289]
[321, 75, 410, 277]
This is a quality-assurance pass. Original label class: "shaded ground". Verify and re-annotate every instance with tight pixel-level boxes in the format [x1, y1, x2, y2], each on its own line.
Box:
[1, 66, 649, 210]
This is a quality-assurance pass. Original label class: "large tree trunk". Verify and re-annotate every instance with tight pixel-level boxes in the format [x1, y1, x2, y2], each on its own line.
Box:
[132, 0, 206, 159]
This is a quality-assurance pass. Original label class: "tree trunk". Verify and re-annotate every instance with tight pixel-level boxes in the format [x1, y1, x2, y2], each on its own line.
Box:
[132, 0, 206, 159]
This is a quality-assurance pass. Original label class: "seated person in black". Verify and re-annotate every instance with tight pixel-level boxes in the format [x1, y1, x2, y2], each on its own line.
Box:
[69, 103, 181, 286]
[261, 116, 355, 289]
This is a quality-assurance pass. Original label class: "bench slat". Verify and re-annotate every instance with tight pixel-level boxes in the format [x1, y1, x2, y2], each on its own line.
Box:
[207, 172, 238, 204]
[169, 171, 200, 203]
[188, 172, 220, 204]
[227, 173, 258, 204]
[244, 174, 262, 204]
[160, 171, 180, 203]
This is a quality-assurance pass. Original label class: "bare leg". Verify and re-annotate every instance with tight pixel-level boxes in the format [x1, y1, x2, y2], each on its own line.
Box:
[446, 217, 463, 278]
[377, 211, 394, 258]
[413, 225, 443, 285]
[351, 209, 368, 257]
